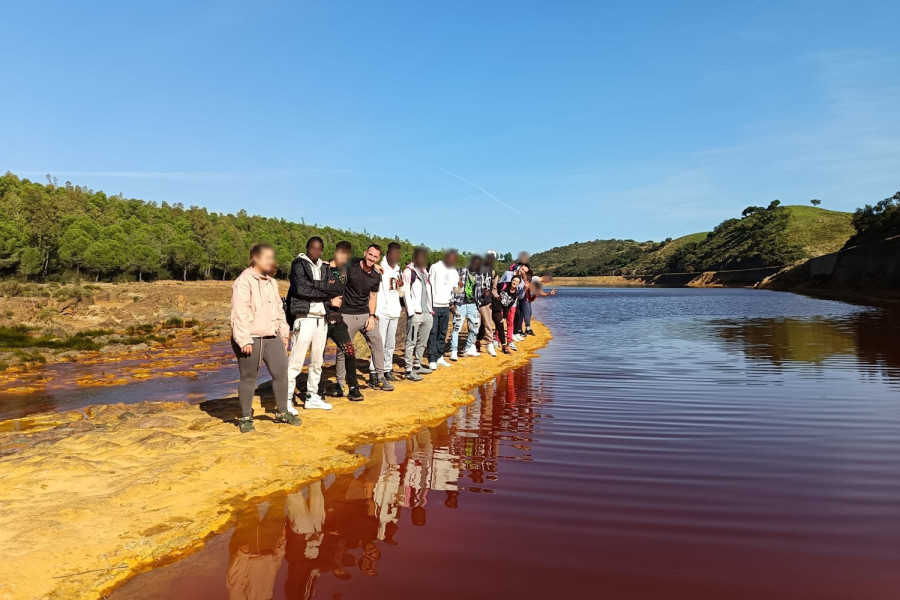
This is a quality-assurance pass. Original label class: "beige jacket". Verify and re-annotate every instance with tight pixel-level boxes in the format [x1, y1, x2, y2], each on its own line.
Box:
[231, 268, 289, 347]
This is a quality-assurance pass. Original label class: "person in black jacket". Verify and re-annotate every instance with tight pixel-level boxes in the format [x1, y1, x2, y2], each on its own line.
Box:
[286, 237, 346, 412]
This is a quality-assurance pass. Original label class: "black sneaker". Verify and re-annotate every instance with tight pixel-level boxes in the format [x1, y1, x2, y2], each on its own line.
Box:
[368, 372, 378, 388]
[348, 386, 365, 402]
[526, 328, 536, 336]
[238, 416, 255, 433]
[274, 412, 302, 426]
[332, 384, 345, 398]
[384, 371, 398, 382]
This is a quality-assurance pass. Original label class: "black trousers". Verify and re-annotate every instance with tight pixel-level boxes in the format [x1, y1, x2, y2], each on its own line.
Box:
[319, 319, 359, 393]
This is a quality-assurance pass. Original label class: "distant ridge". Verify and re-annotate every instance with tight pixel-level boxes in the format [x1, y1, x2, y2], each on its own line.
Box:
[533, 204, 854, 277]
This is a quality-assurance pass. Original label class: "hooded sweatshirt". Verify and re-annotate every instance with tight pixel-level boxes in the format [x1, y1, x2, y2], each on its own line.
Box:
[231, 267, 289, 347]
[428, 260, 458, 309]
[402, 262, 433, 317]
[375, 256, 404, 319]
[288, 253, 343, 321]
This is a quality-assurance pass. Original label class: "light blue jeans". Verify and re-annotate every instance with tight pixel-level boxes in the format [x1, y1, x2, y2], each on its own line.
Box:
[451, 303, 481, 353]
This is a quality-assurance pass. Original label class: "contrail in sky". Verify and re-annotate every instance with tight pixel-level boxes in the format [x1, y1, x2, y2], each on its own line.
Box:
[439, 168, 527, 218]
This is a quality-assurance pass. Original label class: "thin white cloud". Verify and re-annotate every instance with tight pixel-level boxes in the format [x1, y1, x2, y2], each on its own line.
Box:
[438, 168, 528, 218]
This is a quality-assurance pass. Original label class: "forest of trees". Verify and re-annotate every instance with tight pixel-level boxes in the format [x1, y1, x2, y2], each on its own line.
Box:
[847, 191, 900, 247]
[0, 173, 505, 282]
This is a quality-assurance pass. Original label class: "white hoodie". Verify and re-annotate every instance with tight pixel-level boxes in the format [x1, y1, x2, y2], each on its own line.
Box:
[298, 253, 326, 317]
[375, 257, 403, 319]
[429, 260, 458, 308]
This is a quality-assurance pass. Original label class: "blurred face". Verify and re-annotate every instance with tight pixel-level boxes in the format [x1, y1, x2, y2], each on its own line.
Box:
[484, 254, 496, 268]
[470, 257, 482, 272]
[387, 246, 401, 266]
[334, 248, 351, 267]
[414, 251, 428, 269]
[445, 252, 458, 268]
[518, 252, 530, 264]
[254, 248, 276, 274]
[364, 246, 381, 268]
[307, 240, 323, 262]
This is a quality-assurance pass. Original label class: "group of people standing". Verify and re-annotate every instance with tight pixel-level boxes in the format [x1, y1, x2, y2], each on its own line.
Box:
[230, 239, 554, 433]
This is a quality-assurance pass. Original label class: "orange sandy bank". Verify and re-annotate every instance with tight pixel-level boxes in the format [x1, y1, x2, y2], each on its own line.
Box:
[0, 322, 552, 600]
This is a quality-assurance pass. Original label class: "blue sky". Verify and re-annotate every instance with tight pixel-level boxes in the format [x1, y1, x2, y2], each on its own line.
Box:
[2, 1, 899, 253]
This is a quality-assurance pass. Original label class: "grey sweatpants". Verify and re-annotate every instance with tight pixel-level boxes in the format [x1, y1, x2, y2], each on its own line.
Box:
[232, 336, 289, 418]
[405, 312, 433, 371]
[337, 313, 385, 386]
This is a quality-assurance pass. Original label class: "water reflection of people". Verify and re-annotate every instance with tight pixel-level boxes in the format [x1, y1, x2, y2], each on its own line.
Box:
[225, 364, 547, 599]
[226, 497, 287, 600]
[284, 482, 326, 600]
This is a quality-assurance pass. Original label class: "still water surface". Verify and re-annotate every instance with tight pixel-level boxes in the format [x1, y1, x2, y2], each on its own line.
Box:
[113, 288, 900, 599]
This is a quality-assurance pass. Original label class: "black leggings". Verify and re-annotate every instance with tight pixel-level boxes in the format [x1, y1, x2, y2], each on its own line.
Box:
[492, 309, 509, 347]
[320, 319, 358, 393]
[232, 336, 289, 418]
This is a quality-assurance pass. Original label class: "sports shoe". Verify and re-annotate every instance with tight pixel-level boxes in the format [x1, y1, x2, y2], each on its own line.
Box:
[526, 328, 536, 336]
[514, 334, 525, 342]
[487, 343, 497, 357]
[406, 371, 423, 382]
[304, 394, 332, 410]
[368, 371, 379, 387]
[450, 351, 459, 361]
[274, 412, 302, 426]
[415, 365, 432, 375]
[509, 341, 518, 351]
[436, 357, 453, 368]
[377, 377, 394, 391]
[238, 416, 255, 433]
[332, 384, 345, 398]
[464, 346, 479, 357]
[286, 399, 300, 416]
[384, 371, 398, 382]
[501, 345, 510, 355]
[348, 386, 365, 402]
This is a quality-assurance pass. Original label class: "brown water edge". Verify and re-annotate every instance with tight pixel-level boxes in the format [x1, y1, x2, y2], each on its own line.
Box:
[0, 323, 552, 600]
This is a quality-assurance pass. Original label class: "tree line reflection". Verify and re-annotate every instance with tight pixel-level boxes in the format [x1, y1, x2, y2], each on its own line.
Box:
[713, 309, 900, 381]
[224, 365, 550, 600]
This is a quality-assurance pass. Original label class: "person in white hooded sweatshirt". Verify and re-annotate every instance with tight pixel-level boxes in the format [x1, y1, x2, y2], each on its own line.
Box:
[369, 242, 404, 383]
[285, 237, 344, 412]
[403, 246, 434, 380]
[427, 249, 459, 369]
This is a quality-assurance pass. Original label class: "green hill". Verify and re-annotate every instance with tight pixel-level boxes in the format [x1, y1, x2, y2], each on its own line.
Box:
[533, 204, 854, 277]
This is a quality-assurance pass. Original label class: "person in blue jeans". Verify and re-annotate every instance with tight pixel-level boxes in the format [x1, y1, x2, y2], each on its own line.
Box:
[427, 250, 459, 369]
[450, 255, 484, 360]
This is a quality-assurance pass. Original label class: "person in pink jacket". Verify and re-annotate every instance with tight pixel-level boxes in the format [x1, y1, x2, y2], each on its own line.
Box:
[231, 243, 301, 433]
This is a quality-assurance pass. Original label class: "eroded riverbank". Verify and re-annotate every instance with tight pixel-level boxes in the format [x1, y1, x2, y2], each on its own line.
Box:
[0, 322, 551, 600]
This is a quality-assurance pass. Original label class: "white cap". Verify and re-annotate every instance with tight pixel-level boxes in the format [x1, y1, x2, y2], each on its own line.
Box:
[486, 249, 498, 257]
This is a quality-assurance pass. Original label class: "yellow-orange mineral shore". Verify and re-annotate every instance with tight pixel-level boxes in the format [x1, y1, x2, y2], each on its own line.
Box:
[0, 322, 552, 600]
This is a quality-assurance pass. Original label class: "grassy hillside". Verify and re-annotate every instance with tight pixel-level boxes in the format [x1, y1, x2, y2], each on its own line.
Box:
[533, 204, 854, 277]
[782, 205, 854, 256]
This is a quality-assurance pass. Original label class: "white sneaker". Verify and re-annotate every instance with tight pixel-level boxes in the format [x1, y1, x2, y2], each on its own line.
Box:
[464, 346, 479, 357]
[436, 357, 453, 367]
[450, 351, 459, 361]
[509, 341, 518, 351]
[514, 334, 525, 342]
[304, 394, 333, 410]
[286, 399, 300, 415]
[487, 343, 497, 357]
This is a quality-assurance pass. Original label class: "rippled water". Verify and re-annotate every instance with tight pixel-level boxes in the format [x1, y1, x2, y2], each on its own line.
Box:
[113, 288, 900, 599]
